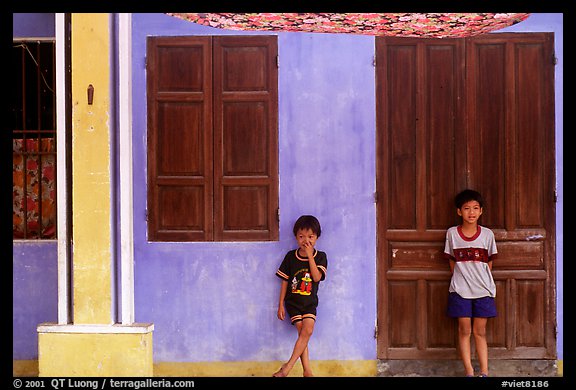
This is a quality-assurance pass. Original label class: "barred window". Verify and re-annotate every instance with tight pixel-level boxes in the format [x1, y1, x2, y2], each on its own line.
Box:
[12, 40, 57, 239]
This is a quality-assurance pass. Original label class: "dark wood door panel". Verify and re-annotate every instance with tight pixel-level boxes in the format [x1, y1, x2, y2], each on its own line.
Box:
[386, 278, 459, 358]
[388, 281, 418, 348]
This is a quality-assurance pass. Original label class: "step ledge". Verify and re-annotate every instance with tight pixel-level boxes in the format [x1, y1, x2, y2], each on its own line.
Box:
[37, 322, 154, 334]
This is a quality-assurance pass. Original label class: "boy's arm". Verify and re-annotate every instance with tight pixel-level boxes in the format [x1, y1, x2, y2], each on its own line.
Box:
[449, 259, 455, 274]
[277, 280, 288, 320]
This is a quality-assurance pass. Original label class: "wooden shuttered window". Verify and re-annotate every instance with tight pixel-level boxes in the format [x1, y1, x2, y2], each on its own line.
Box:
[147, 36, 279, 241]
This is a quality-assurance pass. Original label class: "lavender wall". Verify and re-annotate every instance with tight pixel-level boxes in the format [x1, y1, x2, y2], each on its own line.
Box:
[12, 13, 55, 38]
[12, 13, 58, 361]
[131, 13, 377, 362]
[13, 243, 58, 360]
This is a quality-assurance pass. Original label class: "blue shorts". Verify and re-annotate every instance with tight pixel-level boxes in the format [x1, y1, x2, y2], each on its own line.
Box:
[447, 292, 497, 318]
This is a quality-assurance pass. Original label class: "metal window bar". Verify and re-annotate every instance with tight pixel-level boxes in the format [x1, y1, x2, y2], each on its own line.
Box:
[13, 40, 57, 239]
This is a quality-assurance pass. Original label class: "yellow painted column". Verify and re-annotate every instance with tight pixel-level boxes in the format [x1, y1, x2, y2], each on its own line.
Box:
[71, 12, 113, 325]
[37, 13, 153, 377]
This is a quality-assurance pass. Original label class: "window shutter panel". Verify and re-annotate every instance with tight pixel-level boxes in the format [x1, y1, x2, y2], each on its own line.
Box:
[213, 36, 279, 241]
[147, 37, 214, 241]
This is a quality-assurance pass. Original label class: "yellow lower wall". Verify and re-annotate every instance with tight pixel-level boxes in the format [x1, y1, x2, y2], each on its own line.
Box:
[37, 332, 153, 377]
[154, 360, 377, 377]
[16, 359, 375, 377]
[13, 360, 39, 377]
[15, 359, 564, 377]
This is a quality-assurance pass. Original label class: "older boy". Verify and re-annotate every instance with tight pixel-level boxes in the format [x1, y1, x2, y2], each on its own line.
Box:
[444, 189, 497, 377]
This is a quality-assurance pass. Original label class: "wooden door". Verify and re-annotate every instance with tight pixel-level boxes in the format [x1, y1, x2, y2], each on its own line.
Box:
[376, 33, 556, 360]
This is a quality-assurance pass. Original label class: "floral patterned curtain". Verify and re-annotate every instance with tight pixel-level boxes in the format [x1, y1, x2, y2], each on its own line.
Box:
[166, 13, 529, 38]
[13, 138, 56, 239]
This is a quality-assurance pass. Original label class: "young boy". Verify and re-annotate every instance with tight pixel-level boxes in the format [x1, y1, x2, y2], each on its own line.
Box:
[273, 215, 328, 377]
[444, 189, 497, 377]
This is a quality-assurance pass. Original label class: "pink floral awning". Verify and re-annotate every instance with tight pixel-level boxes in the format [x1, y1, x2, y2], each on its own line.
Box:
[167, 13, 530, 38]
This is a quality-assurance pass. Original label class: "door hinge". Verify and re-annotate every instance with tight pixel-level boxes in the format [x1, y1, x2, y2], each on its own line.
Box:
[374, 325, 378, 339]
[374, 191, 378, 204]
[276, 55, 279, 68]
[277, 207, 280, 222]
[372, 55, 376, 67]
[552, 53, 557, 65]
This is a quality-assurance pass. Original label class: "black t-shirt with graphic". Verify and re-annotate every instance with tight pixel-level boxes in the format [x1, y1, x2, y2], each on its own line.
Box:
[276, 249, 327, 308]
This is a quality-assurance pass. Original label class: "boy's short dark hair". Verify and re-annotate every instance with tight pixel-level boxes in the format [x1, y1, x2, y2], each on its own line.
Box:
[293, 215, 321, 237]
[455, 189, 484, 209]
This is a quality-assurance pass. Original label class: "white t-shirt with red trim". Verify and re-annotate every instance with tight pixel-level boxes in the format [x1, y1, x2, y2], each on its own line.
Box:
[444, 225, 498, 299]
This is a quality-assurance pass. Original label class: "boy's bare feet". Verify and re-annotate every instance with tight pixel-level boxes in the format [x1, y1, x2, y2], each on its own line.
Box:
[303, 370, 314, 377]
[272, 364, 288, 377]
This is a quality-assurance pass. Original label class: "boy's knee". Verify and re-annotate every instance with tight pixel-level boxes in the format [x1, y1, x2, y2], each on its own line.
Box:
[458, 323, 472, 336]
[473, 327, 486, 338]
